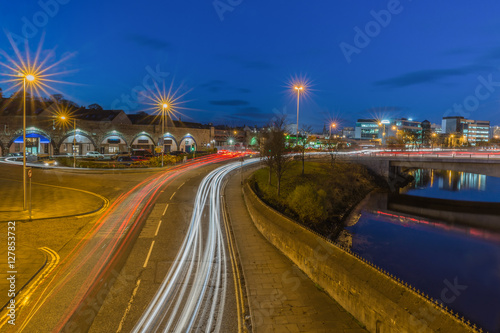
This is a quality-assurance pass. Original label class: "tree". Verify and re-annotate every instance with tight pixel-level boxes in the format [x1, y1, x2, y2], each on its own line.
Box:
[259, 128, 274, 185]
[386, 135, 404, 150]
[88, 103, 103, 111]
[51, 94, 64, 103]
[297, 125, 313, 176]
[260, 116, 292, 196]
[270, 116, 292, 197]
[402, 129, 419, 149]
[0, 87, 3, 100]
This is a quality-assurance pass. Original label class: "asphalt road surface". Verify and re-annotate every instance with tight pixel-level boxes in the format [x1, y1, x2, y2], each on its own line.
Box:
[90, 158, 256, 332]
[0, 154, 246, 332]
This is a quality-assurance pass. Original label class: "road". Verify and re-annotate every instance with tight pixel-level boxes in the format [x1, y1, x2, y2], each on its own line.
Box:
[0, 154, 244, 332]
[90, 158, 256, 332]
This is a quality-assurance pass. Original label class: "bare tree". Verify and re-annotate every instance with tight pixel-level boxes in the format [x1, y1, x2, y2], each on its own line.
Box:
[268, 116, 292, 196]
[297, 125, 313, 176]
[259, 128, 274, 185]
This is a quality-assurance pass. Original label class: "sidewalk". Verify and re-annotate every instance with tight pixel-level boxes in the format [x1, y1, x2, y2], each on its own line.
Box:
[225, 172, 367, 333]
[0, 178, 106, 221]
[0, 230, 47, 310]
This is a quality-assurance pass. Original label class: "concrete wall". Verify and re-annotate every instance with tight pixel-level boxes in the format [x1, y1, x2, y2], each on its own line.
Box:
[348, 155, 500, 178]
[243, 183, 473, 333]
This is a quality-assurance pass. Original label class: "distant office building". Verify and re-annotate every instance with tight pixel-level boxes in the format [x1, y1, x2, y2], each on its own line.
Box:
[441, 116, 490, 145]
[384, 118, 423, 145]
[342, 126, 355, 139]
[354, 119, 380, 140]
[490, 125, 500, 139]
[431, 123, 442, 134]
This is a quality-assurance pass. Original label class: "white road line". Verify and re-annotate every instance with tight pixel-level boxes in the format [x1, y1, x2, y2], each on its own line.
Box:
[163, 203, 169, 216]
[177, 182, 185, 190]
[155, 220, 162, 236]
[133, 157, 260, 333]
[170, 192, 176, 200]
[116, 279, 142, 333]
[143, 241, 155, 268]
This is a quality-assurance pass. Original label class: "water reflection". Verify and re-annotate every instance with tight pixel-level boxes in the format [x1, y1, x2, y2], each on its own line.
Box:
[341, 170, 500, 332]
[401, 169, 499, 202]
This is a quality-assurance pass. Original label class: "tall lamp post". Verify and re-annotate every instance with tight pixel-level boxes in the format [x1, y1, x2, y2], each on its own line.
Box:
[60, 116, 77, 168]
[21, 73, 35, 210]
[330, 123, 336, 138]
[294, 86, 303, 146]
[161, 103, 168, 167]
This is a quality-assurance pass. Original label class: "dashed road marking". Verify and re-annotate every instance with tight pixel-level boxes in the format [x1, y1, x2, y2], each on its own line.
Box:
[155, 220, 162, 236]
[143, 241, 155, 268]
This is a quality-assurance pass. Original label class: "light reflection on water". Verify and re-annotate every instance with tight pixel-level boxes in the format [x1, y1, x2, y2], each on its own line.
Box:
[401, 169, 500, 202]
[343, 169, 500, 332]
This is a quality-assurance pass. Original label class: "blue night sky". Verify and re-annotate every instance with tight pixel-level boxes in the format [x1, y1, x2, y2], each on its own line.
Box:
[1, 0, 500, 130]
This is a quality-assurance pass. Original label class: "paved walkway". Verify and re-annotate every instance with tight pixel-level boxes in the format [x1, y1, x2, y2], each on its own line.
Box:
[0, 229, 47, 310]
[0, 178, 106, 221]
[225, 171, 367, 333]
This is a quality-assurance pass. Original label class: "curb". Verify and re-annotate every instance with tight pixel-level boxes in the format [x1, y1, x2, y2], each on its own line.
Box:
[0, 248, 48, 312]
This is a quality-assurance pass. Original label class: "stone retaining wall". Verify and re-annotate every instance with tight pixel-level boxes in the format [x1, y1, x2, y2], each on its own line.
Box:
[243, 182, 473, 333]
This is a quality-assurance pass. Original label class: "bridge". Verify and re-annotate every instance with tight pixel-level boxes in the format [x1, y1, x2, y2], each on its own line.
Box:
[348, 151, 500, 179]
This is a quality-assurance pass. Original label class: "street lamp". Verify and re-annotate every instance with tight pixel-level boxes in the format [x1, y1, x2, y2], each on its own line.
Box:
[330, 123, 336, 138]
[21, 73, 36, 210]
[161, 103, 168, 167]
[60, 115, 77, 168]
[294, 86, 303, 145]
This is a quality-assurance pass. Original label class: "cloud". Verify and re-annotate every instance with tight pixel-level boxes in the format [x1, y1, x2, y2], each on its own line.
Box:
[200, 80, 226, 93]
[374, 65, 490, 88]
[210, 100, 249, 106]
[127, 34, 170, 50]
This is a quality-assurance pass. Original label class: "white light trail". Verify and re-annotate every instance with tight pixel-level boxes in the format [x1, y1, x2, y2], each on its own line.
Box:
[133, 158, 259, 332]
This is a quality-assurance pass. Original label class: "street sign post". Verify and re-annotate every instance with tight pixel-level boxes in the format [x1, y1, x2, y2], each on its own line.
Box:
[27, 167, 32, 219]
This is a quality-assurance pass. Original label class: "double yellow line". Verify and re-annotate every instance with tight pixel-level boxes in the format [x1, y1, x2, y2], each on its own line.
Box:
[221, 192, 247, 333]
[0, 247, 60, 331]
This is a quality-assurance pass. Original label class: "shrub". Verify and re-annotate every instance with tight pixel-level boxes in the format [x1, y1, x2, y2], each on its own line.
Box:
[286, 184, 328, 225]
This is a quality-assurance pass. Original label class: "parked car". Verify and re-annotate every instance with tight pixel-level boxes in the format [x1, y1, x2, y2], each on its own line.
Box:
[116, 156, 134, 166]
[112, 152, 130, 160]
[86, 151, 104, 159]
[169, 150, 185, 156]
[130, 156, 147, 162]
[5, 152, 23, 157]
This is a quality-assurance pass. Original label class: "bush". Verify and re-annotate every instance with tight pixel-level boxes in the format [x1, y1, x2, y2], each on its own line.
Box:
[286, 184, 328, 225]
[137, 155, 181, 167]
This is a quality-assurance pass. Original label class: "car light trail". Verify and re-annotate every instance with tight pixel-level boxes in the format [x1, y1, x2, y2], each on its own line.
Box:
[12, 154, 236, 332]
[133, 157, 259, 333]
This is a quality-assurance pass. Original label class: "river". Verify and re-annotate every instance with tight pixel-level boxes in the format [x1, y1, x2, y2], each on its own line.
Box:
[343, 169, 500, 332]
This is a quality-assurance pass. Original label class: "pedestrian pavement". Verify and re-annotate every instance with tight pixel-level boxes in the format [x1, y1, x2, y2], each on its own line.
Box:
[0, 229, 47, 310]
[0, 178, 106, 221]
[225, 171, 367, 333]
